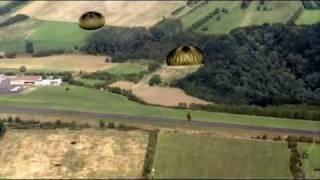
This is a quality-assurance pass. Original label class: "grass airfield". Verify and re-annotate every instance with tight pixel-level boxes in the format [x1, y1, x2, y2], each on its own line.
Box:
[0, 85, 318, 131]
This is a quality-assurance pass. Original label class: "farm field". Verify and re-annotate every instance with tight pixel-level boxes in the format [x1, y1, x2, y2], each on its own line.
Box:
[0, 19, 90, 52]
[0, 19, 38, 52]
[299, 143, 320, 179]
[132, 86, 209, 107]
[105, 63, 148, 76]
[0, 1, 10, 7]
[0, 85, 319, 130]
[14, 1, 185, 27]
[27, 20, 90, 51]
[0, 55, 116, 72]
[180, 1, 302, 34]
[0, 129, 148, 179]
[153, 132, 292, 179]
[296, 10, 320, 25]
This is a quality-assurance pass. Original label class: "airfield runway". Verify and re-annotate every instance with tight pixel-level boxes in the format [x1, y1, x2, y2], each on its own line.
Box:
[0, 105, 319, 136]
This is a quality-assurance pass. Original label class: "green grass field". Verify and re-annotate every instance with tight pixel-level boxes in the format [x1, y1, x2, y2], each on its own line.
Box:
[105, 63, 148, 76]
[180, 1, 302, 34]
[300, 143, 320, 179]
[77, 78, 105, 87]
[0, 1, 10, 7]
[153, 133, 292, 179]
[28, 20, 90, 51]
[296, 10, 320, 25]
[0, 85, 319, 130]
[0, 19, 90, 52]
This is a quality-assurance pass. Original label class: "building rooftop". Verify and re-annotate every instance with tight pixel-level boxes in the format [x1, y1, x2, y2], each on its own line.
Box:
[9, 76, 42, 81]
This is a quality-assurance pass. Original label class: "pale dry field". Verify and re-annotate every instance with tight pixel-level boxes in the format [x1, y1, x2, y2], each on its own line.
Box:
[0, 54, 117, 72]
[109, 64, 209, 107]
[0, 129, 148, 179]
[109, 80, 209, 107]
[15, 1, 185, 27]
[133, 86, 209, 107]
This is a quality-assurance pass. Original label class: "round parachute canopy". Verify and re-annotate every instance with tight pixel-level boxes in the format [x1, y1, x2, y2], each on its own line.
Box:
[79, 11, 105, 30]
[166, 46, 204, 66]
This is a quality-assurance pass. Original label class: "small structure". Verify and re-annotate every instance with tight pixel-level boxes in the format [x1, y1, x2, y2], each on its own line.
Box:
[8, 75, 62, 86]
[37, 76, 62, 86]
[9, 76, 42, 86]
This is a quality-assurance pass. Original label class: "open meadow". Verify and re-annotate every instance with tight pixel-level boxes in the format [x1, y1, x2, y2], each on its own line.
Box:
[296, 10, 320, 25]
[0, 85, 318, 131]
[0, 19, 90, 52]
[0, 129, 148, 179]
[105, 62, 148, 76]
[180, 1, 302, 34]
[153, 132, 292, 179]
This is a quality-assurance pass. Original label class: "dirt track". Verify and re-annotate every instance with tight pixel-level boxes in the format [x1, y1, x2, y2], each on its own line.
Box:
[0, 105, 319, 136]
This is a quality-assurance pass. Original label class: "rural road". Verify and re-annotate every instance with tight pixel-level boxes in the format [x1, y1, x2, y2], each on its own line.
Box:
[0, 105, 319, 136]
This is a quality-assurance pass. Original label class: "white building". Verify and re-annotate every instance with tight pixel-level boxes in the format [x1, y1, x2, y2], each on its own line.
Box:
[8, 75, 62, 86]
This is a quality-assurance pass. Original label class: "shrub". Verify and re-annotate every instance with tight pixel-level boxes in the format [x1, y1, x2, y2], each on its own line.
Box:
[273, 136, 282, 141]
[201, 26, 208, 32]
[4, 52, 16, 58]
[55, 120, 62, 127]
[149, 74, 161, 86]
[298, 135, 313, 143]
[14, 117, 21, 123]
[148, 62, 161, 73]
[82, 123, 90, 128]
[99, 120, 105, 129]
[117, 123, 137, 131]
[178, 102, 188, 109]
[7, 117, 13, 123]
[107, 122, 115, 129]
[262, 134, 268, 140]
[25, 41, 34, 54]
[19, 66, 27, 73]
[0, 122, 6, 138]
[32, 49, 65, 57]
[288, 140, 298, 149]
[302, 151, 309, 159]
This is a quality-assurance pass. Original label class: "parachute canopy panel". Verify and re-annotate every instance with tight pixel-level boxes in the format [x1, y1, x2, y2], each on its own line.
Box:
[166, 46, 205, 66]
[79, 11, 105, 30]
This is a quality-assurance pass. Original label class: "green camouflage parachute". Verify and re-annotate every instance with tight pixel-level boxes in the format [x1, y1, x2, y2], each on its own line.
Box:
[166, 46, 204, 66]
[79, 11, 105, 30]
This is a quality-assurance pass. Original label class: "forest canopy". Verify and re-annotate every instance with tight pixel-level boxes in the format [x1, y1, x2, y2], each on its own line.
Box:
[81, 20, 320, 106]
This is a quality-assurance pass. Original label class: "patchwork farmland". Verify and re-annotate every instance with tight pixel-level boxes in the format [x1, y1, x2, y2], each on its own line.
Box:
[153, 132, 320, 179]
[0, 129, 148, 179]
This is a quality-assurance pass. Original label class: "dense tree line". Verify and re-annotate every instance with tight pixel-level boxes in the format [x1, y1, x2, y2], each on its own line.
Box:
[302, 0, 320, 9]
[0, 1, 29, 15]
[0, 121, 6, 138]
[0, 14, 28, 28]
[178, 23, 320, 106]
[189, 104, 320, 121]
[287, 138, 306, 179]
[81, 20, 320, 107]
[81, 19, 206, 62]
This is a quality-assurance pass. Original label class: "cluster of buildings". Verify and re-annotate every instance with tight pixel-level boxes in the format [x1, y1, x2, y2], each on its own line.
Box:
[0, 74, 62, 93]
